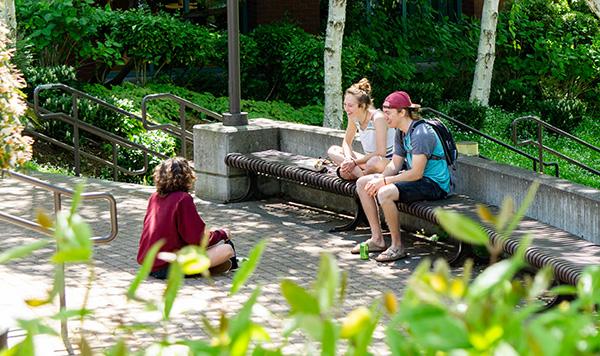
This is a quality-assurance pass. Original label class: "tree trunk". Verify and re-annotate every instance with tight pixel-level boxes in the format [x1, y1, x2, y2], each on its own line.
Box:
[469, 0, 499, 106]
[586, 0, 600, 19]
[323, 0, 346, 129]
[0, 0, 16, 35]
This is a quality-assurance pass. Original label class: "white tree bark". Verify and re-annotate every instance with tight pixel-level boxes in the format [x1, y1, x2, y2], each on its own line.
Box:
[0, 0, 16, 35]
[469, 0, 499, 106]
[586, 0, 600, 19]
[323, 0, 346, 129]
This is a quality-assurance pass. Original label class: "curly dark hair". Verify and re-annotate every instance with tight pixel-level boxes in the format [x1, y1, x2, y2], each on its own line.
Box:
[153, 157, 196, 196]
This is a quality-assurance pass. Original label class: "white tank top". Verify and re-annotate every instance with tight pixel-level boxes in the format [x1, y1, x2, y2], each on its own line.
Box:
[353, 111, 395, 157]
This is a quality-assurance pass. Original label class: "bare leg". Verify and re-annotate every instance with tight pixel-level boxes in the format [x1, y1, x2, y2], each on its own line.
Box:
[364, 156, 390, 174]
[376, 185, 402, 250]
[207, 244, 234, 267]
[328, 145, 365, 180]
[356, 175, 385, 247]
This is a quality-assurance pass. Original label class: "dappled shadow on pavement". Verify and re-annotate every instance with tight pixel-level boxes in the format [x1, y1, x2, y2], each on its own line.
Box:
[0, 172, 479, 355]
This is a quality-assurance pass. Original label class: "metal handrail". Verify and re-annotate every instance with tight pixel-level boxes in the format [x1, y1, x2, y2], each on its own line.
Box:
[31, 83, 222, 179]
[0, 169, 118, 355]
[423, 108, 560, 175]
[0, 169, 118, 243]
[511, 115, 600, 177]
[141, 93, 223, 158]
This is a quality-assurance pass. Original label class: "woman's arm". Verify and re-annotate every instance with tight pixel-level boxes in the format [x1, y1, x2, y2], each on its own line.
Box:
[342, 119, 357, 158]
[354, 112, 387, 165]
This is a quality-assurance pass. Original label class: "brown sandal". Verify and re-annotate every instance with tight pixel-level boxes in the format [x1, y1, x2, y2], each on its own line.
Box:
[375, 247, 407, 262]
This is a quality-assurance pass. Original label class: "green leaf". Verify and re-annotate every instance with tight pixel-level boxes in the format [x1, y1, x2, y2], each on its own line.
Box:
[229, 288, 261, 345]
[321, 320, 336, 356]
[280, 280, 320, 315]
[0, 239, 51, 264]
[251, 345, 283, 356]
[577, 265, 600, 307]
[179, 340, 219, 355]
[79, 336, 93, 356]
[284, 314, 324, 341]
[504, 181, 539, 236]
[468, 259, 522, 299]
[105, 339, 128, 356]
[496, 197, 514, 232]
[435, 208, 490, 246]
[398, 305, 470, 350]
[127, 240, 165, 300]
[69, 182, 85, 217]
[230, 239, 267, 295]
[314, 253, 340, 313]
[163, 262, 183, 320]
[51, 308, 93, 321]
[528, 266, 553, 299]
[385, 328, 409, 356]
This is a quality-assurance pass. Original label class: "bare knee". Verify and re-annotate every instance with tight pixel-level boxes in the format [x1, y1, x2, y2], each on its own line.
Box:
[377, 185, 398, 205]
[356, 175, 371, 192]
[327, 145, 342, 159]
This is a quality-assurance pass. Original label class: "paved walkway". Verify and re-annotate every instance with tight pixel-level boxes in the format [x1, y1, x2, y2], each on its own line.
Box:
[0, 171, 470, 354]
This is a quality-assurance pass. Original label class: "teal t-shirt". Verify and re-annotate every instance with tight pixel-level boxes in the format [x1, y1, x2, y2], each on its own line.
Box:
[393, 121, 451, 193]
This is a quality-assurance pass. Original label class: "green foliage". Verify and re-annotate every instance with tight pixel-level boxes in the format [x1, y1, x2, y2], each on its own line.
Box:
[443, 99, 488, 130]
[0, 23, 32, 169]
[16, 0, 123, 72]
[5, 185, 600, 354]
[20, 65, 77, 96]
[101, 9, 220, 83]
[535, 98, 588, 133]
[495, 0, 600, 105]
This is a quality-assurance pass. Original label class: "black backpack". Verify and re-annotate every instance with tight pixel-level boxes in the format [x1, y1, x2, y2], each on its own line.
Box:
[410, 118, 458, 167]
[406, 118, 458, 192]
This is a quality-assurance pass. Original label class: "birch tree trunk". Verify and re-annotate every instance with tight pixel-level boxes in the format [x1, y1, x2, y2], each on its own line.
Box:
[0, 0, 16, 35]
[469, 0, 499, 106]
[323, 0, 346, 129]
[586, 0, 600, 19]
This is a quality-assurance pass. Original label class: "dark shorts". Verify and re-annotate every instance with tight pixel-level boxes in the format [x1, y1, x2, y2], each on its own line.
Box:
[393, 176, 447, 203]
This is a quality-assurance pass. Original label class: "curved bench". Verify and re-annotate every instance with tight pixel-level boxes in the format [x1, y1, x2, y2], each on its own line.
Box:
[225, 151, 364, 232]
[226, 150, 600, 287]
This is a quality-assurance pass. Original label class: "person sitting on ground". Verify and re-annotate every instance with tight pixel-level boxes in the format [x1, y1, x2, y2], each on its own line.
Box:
[327, 78, 395, 180]
[352, 91, 451, 262]
[137, 157, 236, 279]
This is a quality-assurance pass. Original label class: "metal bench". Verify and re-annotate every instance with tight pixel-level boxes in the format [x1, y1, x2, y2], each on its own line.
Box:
[225, 150, 600, 287]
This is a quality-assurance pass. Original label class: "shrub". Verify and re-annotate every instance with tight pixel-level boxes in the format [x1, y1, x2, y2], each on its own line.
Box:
[101, 9, 220, 84]
[248, 22, 313, 101]
[398, 81, 444, 109]
[535, 98, 587, 133]
[16, 0, 122, 77]
[495, 0, 600, 104]
[443, 100, 488, 131]
[0, 24, 32, 169]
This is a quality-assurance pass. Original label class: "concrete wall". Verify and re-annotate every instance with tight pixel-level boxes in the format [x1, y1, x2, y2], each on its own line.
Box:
[455, 156, 600, 243]
[194, 119, 600, 243]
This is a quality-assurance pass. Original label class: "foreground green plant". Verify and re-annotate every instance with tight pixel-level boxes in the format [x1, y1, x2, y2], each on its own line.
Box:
[1, 181, 599, 355]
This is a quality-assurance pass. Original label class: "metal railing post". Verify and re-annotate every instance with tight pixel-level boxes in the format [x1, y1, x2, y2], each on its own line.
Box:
[71, 95, 80, 176]
[179, 102, 187, 158]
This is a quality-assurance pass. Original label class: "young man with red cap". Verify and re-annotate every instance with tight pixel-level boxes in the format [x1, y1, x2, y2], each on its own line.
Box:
[351, 91, 451, 262]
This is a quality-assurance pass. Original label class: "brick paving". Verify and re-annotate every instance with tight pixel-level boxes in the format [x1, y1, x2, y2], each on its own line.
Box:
[0, 172, 470, 355]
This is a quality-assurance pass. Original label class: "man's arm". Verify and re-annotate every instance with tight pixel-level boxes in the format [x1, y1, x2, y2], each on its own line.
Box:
[383, 154, 404, 176]
[385, 154, 427, 185]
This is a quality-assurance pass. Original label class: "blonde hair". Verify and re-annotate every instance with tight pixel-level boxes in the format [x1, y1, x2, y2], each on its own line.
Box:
[153, 157, 196, 196]
[345, 78, 373, 109]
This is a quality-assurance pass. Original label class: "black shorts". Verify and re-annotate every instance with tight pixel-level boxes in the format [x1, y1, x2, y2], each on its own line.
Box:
[393, 176, 447, 203]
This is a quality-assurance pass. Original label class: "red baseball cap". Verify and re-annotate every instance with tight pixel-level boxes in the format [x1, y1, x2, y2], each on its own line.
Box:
[383, 91, 420, 109]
